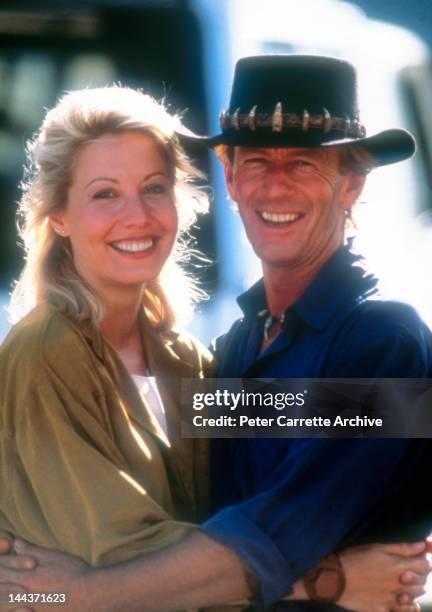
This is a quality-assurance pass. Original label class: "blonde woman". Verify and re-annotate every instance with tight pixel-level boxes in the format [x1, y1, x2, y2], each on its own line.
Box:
[0, 87, 428, 612]
[0, 87, 213, 565]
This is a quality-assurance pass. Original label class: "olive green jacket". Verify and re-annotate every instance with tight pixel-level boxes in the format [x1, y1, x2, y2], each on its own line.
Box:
[0, 303, 214, 566]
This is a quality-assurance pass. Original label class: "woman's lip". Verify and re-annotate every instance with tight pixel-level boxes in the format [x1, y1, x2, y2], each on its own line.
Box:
[109, 237, 159, 253]
[108, 236, 157, 243]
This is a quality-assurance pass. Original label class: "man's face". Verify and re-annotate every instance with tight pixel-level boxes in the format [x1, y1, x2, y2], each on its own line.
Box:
[224, 147, 365, 271]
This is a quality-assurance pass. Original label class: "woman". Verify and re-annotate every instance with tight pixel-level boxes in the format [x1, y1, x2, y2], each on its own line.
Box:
[0, 86, 213, 567]
[0, 86, 428, 611]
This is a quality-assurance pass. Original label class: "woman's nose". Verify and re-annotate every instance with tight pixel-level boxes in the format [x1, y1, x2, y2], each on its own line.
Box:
[124, 192, 151, 224]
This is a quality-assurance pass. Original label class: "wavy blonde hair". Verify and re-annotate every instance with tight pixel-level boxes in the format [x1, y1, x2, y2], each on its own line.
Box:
[9, 86, 209, 329]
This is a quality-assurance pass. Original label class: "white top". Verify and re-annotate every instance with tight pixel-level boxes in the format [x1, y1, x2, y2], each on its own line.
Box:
[132, 375, 168, 437]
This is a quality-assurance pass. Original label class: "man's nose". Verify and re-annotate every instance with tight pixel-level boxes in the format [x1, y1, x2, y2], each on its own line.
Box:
[264, 163, 296, 195]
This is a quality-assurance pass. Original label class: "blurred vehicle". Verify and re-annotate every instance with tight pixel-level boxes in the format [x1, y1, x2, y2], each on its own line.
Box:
[0, 0, 431, 344]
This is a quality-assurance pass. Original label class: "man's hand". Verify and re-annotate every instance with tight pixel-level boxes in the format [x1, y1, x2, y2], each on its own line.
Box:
[0, 532, 252, 611]
[0, 541, 13, 557]
[0, 539, 91, 611]
[397, 538, 432, 606]
[0, 538, 31, 612]
[338, 541, 431, 612]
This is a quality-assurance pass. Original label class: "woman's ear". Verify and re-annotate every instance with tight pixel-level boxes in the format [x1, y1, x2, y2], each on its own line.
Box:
[48, 213, 69, 237]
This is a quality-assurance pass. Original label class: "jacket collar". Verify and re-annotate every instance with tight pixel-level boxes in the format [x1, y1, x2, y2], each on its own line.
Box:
[78, 310, 197, 377]
[139, 315, 199, 380]
[78, 311, 197, 443]
[237, 243, 379, 331]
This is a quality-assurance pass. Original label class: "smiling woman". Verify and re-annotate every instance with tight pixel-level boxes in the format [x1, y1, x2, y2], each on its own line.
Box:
[49, 132, 179, 316]
[0, 86, 214, 566]
[9, 87, 208, 329]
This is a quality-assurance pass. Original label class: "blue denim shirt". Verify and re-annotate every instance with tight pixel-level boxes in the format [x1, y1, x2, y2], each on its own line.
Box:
[201, 244, 432, 608]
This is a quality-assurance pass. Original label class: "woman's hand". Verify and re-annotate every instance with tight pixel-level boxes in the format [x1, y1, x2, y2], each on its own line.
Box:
[338, 541, 430, 612]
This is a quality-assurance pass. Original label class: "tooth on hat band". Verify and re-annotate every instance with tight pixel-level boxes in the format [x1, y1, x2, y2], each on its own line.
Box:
[272, 102, 283, 132]
[218, 108, 366, 138]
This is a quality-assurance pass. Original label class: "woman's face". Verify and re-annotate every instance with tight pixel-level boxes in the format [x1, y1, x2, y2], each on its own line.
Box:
[51, 131, 178, 299]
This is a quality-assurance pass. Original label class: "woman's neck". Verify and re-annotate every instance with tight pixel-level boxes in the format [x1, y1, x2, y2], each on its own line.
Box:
[100, 291, 147, 375]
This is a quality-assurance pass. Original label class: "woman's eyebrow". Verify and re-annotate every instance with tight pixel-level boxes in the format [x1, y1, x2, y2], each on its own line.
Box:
[85, 177, 118, 189]
[84, 172, 167, 190]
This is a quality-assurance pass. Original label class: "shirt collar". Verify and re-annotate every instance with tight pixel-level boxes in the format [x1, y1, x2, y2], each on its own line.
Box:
[237, 243, 379, 331]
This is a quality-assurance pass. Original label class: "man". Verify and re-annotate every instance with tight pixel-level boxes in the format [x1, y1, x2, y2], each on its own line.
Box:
[1, 55, 432, 612]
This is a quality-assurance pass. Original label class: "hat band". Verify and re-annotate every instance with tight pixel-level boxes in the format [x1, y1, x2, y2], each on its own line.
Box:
[219, 105, 366, 139]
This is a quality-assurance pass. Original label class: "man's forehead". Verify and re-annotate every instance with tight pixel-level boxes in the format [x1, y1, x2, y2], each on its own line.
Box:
[234, 146, 338, 160]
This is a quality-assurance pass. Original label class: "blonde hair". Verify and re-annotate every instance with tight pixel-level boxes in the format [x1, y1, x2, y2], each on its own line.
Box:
[9, 86, 209, 329]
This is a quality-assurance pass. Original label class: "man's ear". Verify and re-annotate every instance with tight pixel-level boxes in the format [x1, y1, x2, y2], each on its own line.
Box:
[48, 212, 69, 237]
[223, 162, 237, 201]
[339, 172, 367, 211]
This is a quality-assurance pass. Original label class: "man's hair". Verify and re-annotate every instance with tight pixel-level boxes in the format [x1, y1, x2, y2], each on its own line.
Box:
[338, 147, 375, 176]
[215, 144, 375, 176]
[9, 86, 209, 329]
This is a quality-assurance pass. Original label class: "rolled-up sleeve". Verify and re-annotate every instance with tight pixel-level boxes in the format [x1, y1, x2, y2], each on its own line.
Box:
[203, 305, 432, 606]
[202, 438, 411, 607]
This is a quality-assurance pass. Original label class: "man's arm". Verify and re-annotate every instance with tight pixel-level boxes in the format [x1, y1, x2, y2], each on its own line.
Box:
[0, 536, 429, 612]
[0, 534, 429, 612]
[201, 438, 420, 605]
[202, 311, 432, 606]
[0, 533, 251, 611]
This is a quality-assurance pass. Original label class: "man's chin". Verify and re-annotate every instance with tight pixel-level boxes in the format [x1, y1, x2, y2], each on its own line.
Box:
[256, 250, 301, 269]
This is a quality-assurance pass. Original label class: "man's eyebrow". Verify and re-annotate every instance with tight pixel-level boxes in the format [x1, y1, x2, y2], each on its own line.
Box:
[84, 172, 167, 189]
[241, 149, 268, 155]
[291, 149, 320, 157]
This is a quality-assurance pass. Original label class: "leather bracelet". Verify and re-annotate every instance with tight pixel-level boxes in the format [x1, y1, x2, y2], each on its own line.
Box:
[244, 566, 265, 611]
[303, 553, 346, 603]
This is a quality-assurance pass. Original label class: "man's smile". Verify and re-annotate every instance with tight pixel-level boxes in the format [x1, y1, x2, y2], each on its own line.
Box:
[257, 211, 304, 228]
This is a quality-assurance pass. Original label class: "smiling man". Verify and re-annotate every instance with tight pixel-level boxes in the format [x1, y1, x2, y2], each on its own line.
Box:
[1, 55, 432, 612]
[221, 145, 366, 321]
[193, 55, 432, 609]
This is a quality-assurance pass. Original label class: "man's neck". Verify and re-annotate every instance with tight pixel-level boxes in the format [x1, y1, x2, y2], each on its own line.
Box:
[262, 246, 341, 316]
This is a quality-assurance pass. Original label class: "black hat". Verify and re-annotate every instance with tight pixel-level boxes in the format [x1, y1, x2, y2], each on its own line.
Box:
[179, 55, 415, 167]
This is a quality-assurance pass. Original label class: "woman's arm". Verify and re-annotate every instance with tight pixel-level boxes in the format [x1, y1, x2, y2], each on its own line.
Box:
[0, 316, 197, 567]
[4, 384, 196, 566]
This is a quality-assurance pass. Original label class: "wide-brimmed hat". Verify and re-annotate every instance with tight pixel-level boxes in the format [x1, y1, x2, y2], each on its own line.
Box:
[178, 55, 415, 167]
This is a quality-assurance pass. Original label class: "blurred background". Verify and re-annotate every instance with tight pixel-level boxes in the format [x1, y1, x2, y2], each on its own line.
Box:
[0, 0, 431, 605]
[1, 0, 432, 344]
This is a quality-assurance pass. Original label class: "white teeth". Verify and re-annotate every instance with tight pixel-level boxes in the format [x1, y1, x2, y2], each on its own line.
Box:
[260, 211, 301, 223]
[111, 239, 153, 252]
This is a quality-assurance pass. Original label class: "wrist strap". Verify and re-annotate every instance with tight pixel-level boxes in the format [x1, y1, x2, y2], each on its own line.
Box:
[303, 553, 346, 603]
